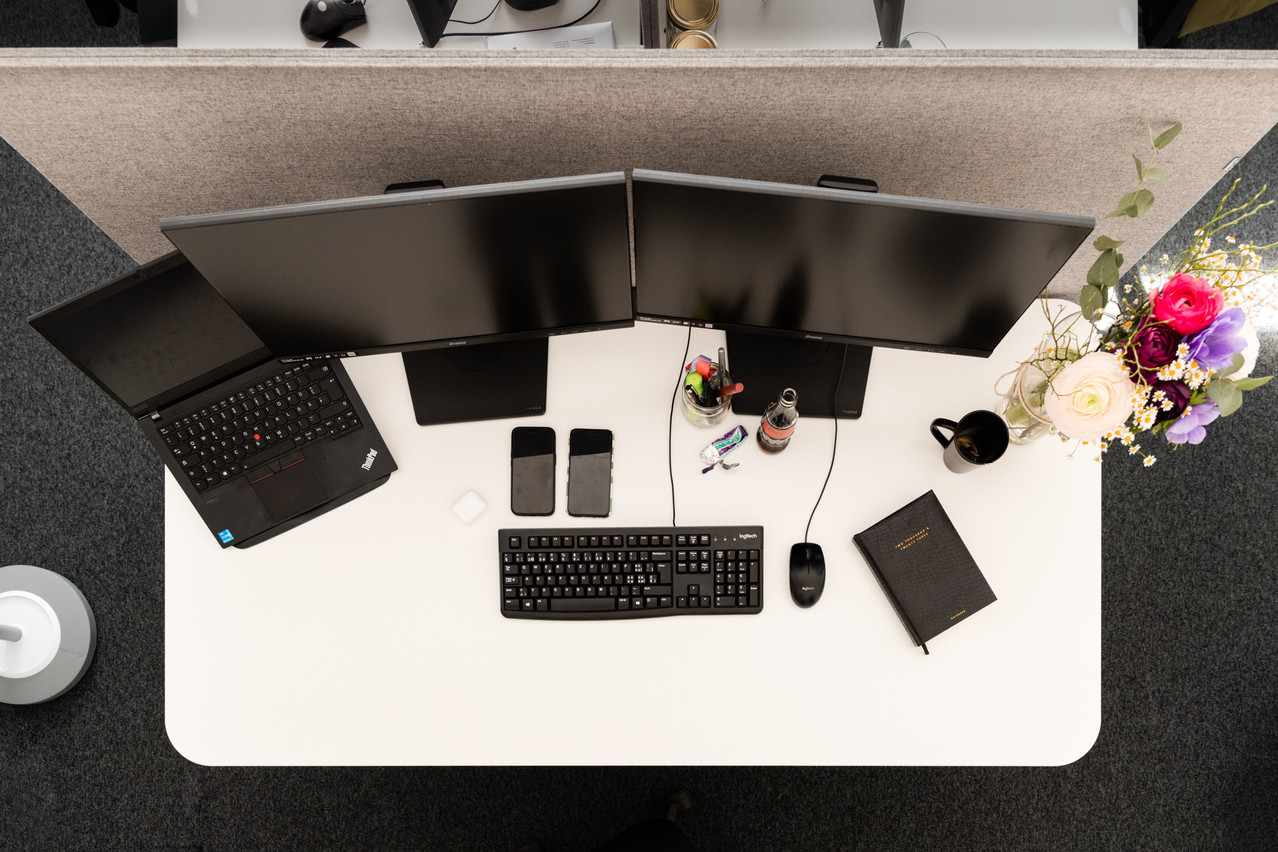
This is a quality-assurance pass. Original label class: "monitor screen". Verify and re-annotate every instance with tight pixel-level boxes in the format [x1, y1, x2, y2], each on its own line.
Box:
[160, 173, 634, 425]
[630, 170, 1094, 417]
[161, 173, 634, 360]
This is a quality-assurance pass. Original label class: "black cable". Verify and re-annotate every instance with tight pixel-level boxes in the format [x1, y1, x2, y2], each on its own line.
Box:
[438, 0, 603, 39]
[804, 346, 849, 544]
[669, 325, 694, 527]
[450, 1, 502, 26]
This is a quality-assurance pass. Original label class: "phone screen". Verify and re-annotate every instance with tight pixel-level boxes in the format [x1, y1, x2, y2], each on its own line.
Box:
[511, 426, 556, 516]
[567, 428, 612, 518]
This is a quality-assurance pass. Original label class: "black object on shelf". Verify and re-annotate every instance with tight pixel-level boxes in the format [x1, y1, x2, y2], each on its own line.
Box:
[405, 0, 461, 47]
[873, 0, 906, 48]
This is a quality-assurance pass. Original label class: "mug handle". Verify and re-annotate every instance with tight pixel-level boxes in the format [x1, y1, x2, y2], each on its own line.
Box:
[930, 418, 957, 448]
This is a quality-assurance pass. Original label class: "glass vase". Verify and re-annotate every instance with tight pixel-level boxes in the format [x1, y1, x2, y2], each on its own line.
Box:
[995, 335, 1080, 445]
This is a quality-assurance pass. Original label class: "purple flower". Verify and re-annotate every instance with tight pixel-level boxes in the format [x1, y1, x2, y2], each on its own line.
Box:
[1148, 380, 1190, 424]
[1164, 398, 1221, 445]
[1183, 307, 1248, 371]
[1126, 323, 1181, 382]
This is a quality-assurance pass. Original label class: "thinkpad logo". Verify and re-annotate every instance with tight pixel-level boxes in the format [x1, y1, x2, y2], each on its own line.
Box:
[361, 448, 378, 471]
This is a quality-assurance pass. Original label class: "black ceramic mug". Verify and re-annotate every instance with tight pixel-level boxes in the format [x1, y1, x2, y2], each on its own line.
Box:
[930, 409, 1009, 473]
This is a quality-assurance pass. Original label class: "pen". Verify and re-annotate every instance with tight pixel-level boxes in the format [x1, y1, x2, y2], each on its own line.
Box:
[718, 382, 744, 398]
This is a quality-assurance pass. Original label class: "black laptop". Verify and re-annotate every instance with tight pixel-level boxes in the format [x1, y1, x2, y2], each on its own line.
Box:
[28, 251, 397, 549]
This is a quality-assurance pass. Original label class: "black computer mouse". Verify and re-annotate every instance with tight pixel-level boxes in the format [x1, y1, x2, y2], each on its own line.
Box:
[789, 542, 826, 608]
[300, 0, 367, 43]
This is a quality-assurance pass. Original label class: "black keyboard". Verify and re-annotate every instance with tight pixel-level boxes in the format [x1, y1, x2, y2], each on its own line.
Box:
[499, 526, 764, 619]
[158, 361, 362, 494]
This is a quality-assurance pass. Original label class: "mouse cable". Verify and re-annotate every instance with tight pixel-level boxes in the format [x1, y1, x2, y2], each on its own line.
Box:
[803, 345, 849, 544]
[669, 324, 694, 527]
[438, 0, 603, 39]
[450, 1, 501, 26]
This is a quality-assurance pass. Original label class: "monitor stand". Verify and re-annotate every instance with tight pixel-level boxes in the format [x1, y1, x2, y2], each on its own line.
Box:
[383, 178, 549, 427]
[402, 339, 548, 426]
[724, 332, 871, 420]
[722, 171, 879, 419]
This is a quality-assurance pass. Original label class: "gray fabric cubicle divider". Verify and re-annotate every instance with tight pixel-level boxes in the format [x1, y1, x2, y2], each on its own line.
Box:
[0, 48, 1276, 301]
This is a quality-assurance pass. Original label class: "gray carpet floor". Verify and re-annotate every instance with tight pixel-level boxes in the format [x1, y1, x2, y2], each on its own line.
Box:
[2, 4, 1276, 850]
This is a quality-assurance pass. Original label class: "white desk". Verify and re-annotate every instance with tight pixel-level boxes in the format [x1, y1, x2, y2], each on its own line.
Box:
[177, 0, 1137, 50]
[165, 300, 1100, 766]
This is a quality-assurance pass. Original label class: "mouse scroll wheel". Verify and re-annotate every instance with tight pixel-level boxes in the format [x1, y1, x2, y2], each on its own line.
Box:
[317, 0, 327, 10]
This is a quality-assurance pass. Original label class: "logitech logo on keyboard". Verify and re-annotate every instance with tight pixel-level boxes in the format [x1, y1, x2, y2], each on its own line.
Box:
[361, 448, 378, 471]
[737, 532, 759, 540]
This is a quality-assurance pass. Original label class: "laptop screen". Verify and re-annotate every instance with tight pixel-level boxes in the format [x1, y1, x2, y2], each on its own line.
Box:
[28, 252, 271, 419]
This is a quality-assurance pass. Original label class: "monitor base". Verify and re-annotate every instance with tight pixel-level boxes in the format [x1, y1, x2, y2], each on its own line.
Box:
[403, 339, 548, 426]
[725, 332, 871, 420]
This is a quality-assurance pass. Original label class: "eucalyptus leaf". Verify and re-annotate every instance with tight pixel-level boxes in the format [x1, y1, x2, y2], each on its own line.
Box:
[1085, 255, 1107, 287]
[1153, 122, 1183, 150]
[1207, 379, 1242, 416]
[1132, 189, 1155, 216]
[1101, 253, 1120, 288]
[1144, 166, 1169, 184]
[1086, 250, 1120, 289]
[1133, 153, 1144, 182]
[1234, 375, 1272, 391]
[1080, 284, 1105, 320]
[1216, 353, 1245, 379]
[1093, 235, 1125, 251]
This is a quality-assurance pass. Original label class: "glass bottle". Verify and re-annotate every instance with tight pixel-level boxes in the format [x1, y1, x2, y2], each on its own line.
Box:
[756, 388, 799, 453]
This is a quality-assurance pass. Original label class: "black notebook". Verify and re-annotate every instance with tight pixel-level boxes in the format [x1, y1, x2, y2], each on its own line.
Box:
[853, 491, 996, 654]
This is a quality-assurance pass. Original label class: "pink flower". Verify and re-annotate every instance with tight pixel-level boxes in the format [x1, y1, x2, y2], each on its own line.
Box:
[1148, 273, 1224, 335]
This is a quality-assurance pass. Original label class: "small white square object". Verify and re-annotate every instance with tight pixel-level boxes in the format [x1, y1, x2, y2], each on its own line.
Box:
[451, 490, 487, 525]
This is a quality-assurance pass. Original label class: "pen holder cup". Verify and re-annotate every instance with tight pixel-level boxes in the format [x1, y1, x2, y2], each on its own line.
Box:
[681, 367, 731, 428]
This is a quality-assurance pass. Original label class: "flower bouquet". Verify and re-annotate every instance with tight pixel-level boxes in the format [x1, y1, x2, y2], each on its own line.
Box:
[999, 124, 1274, 466]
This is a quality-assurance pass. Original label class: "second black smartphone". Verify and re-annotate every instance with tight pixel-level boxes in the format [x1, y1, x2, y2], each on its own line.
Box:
[511, 426, 556, 516]
[567, 428, 613, 518]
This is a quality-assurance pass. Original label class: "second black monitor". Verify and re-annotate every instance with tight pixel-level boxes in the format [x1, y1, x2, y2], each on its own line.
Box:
[630, 169, 1094, 418]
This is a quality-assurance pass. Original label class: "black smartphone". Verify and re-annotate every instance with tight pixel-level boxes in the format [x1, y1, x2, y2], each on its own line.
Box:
[567, 428, 613, 518]
[510, 426, 556, 516]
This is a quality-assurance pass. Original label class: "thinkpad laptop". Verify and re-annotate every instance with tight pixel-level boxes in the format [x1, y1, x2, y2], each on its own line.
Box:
[28, 251, 397, 549]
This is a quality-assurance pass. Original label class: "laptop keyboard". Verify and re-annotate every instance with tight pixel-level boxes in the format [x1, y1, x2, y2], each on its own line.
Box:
[158, 362, 362, 493]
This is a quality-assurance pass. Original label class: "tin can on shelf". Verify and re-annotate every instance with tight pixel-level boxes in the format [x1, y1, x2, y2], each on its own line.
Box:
[669, 29, 719, 49]
[668, 0, 718, 43]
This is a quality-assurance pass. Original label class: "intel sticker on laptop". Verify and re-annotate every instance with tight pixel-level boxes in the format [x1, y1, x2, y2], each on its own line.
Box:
[217, 529, 235, 544]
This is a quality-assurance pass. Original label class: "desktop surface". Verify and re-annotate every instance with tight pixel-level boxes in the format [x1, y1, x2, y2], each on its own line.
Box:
[164, 300, 1100, 766]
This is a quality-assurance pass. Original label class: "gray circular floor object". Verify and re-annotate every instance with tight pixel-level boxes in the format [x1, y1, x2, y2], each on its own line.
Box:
[0, 564, 96, 705]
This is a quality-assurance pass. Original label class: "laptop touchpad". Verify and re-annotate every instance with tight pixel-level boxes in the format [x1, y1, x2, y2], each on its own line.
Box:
[249, 453, 329, 522]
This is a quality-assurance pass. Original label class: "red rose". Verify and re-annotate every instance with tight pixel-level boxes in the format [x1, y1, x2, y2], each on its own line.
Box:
[1148, 273, 1224, 335]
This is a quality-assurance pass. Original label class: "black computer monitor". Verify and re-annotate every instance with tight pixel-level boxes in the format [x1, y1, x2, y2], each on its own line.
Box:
[630, 169, 1094, 419]
[161, 173, 634, 426]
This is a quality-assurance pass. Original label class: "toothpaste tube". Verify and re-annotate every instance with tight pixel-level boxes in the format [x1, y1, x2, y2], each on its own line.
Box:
[700, 424, 748, 473]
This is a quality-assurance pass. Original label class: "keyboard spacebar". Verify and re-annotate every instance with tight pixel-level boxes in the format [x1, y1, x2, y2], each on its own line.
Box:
[550, 598, 616, 613]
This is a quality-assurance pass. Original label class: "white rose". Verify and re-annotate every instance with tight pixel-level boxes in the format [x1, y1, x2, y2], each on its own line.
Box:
[1043, 351, 1136, 442]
